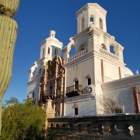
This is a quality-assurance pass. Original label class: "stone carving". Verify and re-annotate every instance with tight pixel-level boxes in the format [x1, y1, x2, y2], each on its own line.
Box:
[67, 37, 75, 58]
[38, 55, 65, 116]
[87, 84, 95, 96]
[100, 48, 119, 60]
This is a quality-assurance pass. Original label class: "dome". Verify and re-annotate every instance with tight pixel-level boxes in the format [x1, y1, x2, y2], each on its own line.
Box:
[124, 67, 133, 77]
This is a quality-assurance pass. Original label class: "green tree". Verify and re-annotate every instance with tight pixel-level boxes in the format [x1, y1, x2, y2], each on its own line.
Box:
[0, 98, 46, 140]
[2, 97, 19, 108]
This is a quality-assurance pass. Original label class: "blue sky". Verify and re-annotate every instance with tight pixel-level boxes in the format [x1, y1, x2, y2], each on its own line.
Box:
[2, 0, 140, 103]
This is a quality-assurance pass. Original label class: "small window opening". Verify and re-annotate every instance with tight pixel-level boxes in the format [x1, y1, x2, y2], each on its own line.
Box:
[75, 80, 79, 91]
[42, 48, 45, 58]
[80, 44, 85, 51]
[48, 47, 50, 54]
[50, 86, 53, 90]
[110, 46, 115, 54]
[69, 46, 76, 57]
[32, 92, 34, 98]
[88, 78, 91, 85]
[75, 108, 78, 115]
[50, 86, 53, 94]
[81, 18, 85, 31]
[99, 18, 103, 30]
[90, 17, 94, 22]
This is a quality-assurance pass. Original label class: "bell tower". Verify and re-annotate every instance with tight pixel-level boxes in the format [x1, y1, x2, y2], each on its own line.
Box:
[63, 3, 126, 116]
[76, 3, 107, 33]
[40, 30, 63, 60]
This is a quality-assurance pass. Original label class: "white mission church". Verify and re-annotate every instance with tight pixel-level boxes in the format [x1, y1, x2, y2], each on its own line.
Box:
[27, 3, 140, 116]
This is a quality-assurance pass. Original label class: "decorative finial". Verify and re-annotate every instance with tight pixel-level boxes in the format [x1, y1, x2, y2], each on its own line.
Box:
[50, 30, 56, 37]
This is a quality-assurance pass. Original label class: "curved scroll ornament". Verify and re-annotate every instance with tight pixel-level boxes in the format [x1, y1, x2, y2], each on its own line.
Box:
[86, 84, 96, 96]
[67, 37, 75, 58]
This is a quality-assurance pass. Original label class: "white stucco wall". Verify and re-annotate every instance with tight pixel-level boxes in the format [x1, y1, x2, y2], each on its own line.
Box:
[94, 57, 102, 84]
[103, 60, 120, 82]
[66, 57, 94, 90]
[40, 43, 46, 59]
[27, 74, 42, 104]
[102, 75, 140, 114]
[74, 34, 88, 53]
[102, 87, 135, 113]
[65, 98, 96, 116]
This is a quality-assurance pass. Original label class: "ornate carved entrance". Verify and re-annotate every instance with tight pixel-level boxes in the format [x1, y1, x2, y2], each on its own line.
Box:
[38, 55, 65, 116]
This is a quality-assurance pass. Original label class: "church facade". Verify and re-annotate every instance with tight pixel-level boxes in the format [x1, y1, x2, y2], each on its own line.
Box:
[27, 3, 140, 116]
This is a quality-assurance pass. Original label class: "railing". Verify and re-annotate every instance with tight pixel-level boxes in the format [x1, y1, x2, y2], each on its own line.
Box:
[68, 50, 86, 62]
[66, 85, 82, 97]
[44, 90, 55, 96]
[100, 48, 119, 60]
[66, 85, 82, 93]
[41, 90, 55, 101]
[47, 115, 140, 140]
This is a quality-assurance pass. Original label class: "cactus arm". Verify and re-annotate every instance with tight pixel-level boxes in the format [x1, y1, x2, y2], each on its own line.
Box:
[0, 0, 20, 135]
[0, 0, 19, 17]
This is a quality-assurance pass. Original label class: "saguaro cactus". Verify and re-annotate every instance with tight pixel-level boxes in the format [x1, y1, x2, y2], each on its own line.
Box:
[0, 0, 20, 134]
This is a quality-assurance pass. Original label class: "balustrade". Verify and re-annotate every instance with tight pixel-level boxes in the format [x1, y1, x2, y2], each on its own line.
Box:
[100, 48, 119, 60]
[68, 50, 86, 62]
[47, 115, 140, 140]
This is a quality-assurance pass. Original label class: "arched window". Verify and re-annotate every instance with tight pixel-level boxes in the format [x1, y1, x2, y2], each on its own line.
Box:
[69, 46, 76, 57]
[81, 18, 85, 31]
[42, 48, 44, 58]
[75, 80, 79, 91]
[99, 18, 103, 30]
[80, 44, 85, 51]
[87, 75, 91, 85]
[90, 16, 94, 23]
[73, 102, 78, 115]
[50, 86, 53, 94]
[75, 108, 78, 115]
[48, 47, 50, 54]
[88, 78, 91, 85]
[110, 45, 115, 54]
[54, 48, 57, 56]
